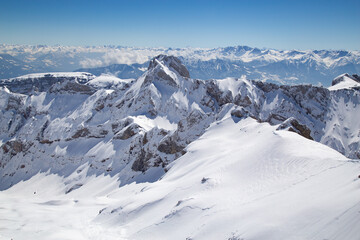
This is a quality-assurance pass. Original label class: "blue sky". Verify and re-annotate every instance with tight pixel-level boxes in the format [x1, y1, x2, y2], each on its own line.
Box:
[0, 0, 359, 50]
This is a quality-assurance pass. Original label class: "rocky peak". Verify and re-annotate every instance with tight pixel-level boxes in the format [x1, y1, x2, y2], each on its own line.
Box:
[142, 55, 191, 90]
[148, 55, 190, 78]
[329, 73, 360, 91]
[331, 73, 360, 86]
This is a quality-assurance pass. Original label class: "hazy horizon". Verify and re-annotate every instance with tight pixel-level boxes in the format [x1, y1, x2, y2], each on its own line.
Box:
[1, 43, 359, 52]
[1, 0, 359, 50]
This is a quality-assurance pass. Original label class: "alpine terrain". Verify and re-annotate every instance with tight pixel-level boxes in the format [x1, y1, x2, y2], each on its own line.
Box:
[0, 55, 359, 240]
[1, 44, 360, 86]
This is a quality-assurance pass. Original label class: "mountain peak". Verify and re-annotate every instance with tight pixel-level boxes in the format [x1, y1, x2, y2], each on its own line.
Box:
[148, 55, 190, 78]
[140, 55, 191, 90]
[329, 73, 360, 91]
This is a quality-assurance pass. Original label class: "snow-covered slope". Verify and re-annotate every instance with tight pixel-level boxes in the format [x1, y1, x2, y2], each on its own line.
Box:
[0, 55, 360, 239]
[328, 73, 360, 91]
[0, 53, 43, 79]
[1, 117, 359, 240]
[86, 74, 134, 89]
[0, 72, 95, 94]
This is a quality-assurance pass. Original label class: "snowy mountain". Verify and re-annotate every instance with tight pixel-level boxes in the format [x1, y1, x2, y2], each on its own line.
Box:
[0, 72, 95, 94]
[0, 53, 42, 79]
[328, 73, 360, 90]
[76, 63, 148, 79]
[1, 44, 360, 86]
[0, 55, 359, 239]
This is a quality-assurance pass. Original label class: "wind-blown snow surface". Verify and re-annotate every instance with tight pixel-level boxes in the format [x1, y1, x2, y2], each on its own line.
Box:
[1, 55, 360, 239]
[1, 117, 359, 240]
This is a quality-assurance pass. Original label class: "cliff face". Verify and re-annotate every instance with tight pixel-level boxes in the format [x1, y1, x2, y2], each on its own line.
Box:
[0, 72, 95, 94]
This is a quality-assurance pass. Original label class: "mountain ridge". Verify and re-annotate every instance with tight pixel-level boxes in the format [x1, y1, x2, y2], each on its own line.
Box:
[0, 54, 359, 191]
[1, 44, 359, 86]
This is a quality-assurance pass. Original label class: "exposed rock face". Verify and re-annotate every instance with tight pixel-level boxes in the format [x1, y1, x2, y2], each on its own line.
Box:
[131, 149, 152, 172]
[277, 118, 313, 140]
[0, 55, 359, 190]
[144, 55, 189, 89]
[158, 139, 185, 154]
[49, 81, 95, 95]
[114, 124, 140, 140]
[72, 128, 90, 139]
[331, 73, 360, 86]
[148, 55, 190, 78]
[0, 72, 95, 94]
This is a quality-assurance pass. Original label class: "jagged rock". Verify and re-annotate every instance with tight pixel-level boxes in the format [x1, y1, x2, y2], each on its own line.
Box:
[158, 139, 185, 154]
[277, 118, 313, 140]
[111, 118, 133, 134]
[351, 74, 360, 83]
[332, 73, 354, 86]
[253, 81, 280, 93]
[143, 55, 190, 89]
[266, 114, 287, 125]
[114, 124, 140, 140]
[148, 55, 190, 78]
[0, 72, 95, 94]
[231, 109, 246, 119]
[131, 149, 152, 172]
[234, 95, 252, 107]
[72, 128, 90, 139]
[1, 140, 32, 157]
[49, 81, 95, 94]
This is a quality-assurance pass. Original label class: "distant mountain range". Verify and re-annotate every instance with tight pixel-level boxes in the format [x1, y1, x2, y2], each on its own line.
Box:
[1, 44, 359, 86]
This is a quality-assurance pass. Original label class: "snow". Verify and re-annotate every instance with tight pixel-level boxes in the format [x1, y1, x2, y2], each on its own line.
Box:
[54, 145, 67, 156]
[170, 90, 189, 110]
[321, 89, 360, 158]
[130, 115, 177, 131]
[217, 77, 244, 97]
[0, 172, 123, 240]
[87, 74, 133, 89]
[1, 116, 359, 240]
[328, 74, 360, 91]
[5, 72, 95, 82]
[85, 141, 115, 159]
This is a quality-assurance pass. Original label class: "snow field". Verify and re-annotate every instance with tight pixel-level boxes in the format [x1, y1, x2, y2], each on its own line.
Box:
[1, 117, 359, 240]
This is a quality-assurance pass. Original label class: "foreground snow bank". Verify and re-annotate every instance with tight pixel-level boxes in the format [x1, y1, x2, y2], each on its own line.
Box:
[1, 117, 360, 240]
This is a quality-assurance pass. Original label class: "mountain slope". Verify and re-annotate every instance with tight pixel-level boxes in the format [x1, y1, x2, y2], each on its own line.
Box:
[0, 117, 359, 240]
[76, 63, 148, 79]
[0, 53, 42, 79]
